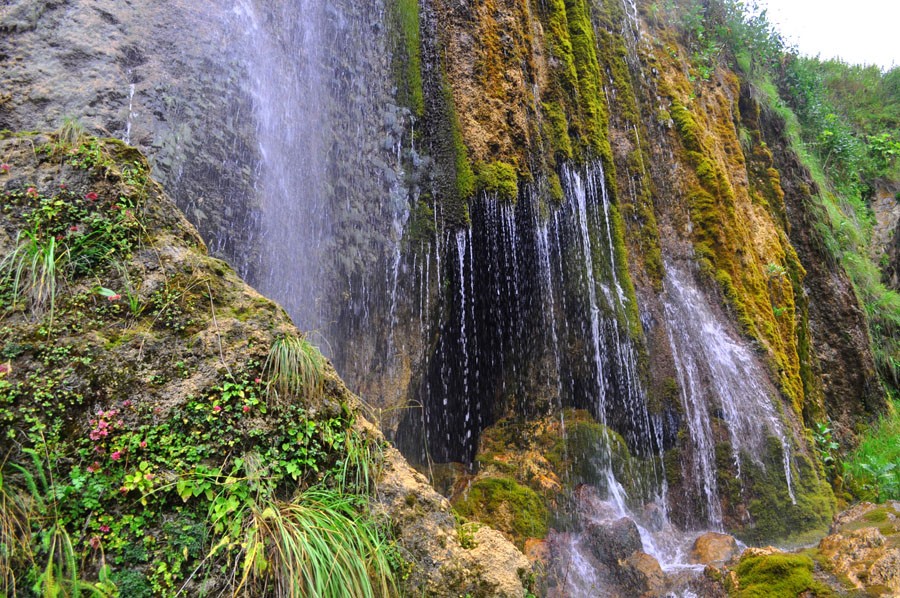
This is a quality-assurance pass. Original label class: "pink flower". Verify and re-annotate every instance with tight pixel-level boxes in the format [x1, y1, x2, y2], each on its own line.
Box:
[110, 451, 122, 461]
[55, 234, 64, 241]
[139, 440, 147, 449]
[145, 473, 155, 480]
[84, 192, 98, 201]
[59, 183, 67, 190]
[242, 405, 251, 413]
[123, 400, 132, 407]
[212, 405, 222, 413]
[254, 378, 262, 384]
[99, 525, 110, 533]
[89, 536, 101, 550]
[87, 462, 101, 473]
[69, 225, 78, 232]
[26, 187, 38, 197]
[0, 164, 10, 173]
[0, 363, 9, 375]
[107, 294, 122, 301]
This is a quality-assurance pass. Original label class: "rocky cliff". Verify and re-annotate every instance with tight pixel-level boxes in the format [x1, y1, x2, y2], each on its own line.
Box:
[1, 0, 896, 595]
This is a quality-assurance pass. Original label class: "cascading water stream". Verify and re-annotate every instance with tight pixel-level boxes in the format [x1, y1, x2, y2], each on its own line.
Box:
[233, 0, 331, 333]
[663, 259, 797, 527]
[229, 0, 409, 375]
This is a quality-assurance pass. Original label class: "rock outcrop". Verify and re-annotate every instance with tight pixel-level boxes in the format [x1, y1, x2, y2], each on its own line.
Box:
[0, 133, 528, 597]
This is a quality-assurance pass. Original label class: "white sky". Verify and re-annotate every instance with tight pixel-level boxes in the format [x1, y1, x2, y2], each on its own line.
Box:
[758, 0, 900, 69]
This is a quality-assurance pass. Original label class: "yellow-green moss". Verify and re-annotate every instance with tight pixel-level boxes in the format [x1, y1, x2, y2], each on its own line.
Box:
[475, 161, 519, 202]
[394, 0, 424, 116]
[453, 477, 549, 549]
[670, 94, 806, 413]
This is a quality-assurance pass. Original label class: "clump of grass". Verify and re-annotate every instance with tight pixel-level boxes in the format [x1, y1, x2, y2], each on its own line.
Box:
[0, 231, 67, 322]
[57, 116, 86, 150]
[0, 470, 31, 596]
[263, 335, 325, 404]
[234, 489, 395, 598]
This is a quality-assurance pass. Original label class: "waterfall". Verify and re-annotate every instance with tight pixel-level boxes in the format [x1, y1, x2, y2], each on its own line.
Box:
[663, 259, 796, 528]
[230, 0, 409, 360]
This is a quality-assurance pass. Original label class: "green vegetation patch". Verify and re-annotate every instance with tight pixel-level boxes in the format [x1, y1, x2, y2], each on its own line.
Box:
[844, 396, 900, 501]
[735, 552, 834, 598]
[475, 161, 519, 202]
[453, 476, 549, 549]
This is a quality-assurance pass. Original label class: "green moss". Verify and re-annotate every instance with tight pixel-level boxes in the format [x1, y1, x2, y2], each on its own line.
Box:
[735, 553, 835, 597]
[548, 171, 565, 204]
[453, 477, 549, 549]
[475, 161, 519, 202]
[672, 103, 704, 152]
[394, 0, 424, 116]
[405, 199, 436, 246]
[452, 113, 476, 201]
[542, 101, 574, 161]
[608, 203, 644, 340]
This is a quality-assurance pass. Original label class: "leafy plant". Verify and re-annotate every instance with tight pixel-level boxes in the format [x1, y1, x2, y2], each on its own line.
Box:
[263, 335, 325, 404]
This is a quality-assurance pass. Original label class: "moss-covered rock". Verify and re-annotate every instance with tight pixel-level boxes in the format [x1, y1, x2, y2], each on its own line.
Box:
[453, 476, 549, 549]
[734, 552, 834, 597]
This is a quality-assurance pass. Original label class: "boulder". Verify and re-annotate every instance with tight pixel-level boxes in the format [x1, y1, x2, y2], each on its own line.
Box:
[615, 551, 667, 597]
[583, 517, 643, 566]
[689, 532, 740, 566]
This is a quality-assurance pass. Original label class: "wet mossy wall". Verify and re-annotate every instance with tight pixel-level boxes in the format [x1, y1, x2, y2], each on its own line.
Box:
[388, 0, 881, 542]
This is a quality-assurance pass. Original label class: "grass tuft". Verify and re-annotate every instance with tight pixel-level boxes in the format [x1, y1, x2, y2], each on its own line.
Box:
[263, 335, 325, 405]
[234, 489, 395, 598]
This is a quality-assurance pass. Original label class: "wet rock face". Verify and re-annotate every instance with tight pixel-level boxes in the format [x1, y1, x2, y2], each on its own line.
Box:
[0, 0, 259, 260]
[584, 517, 643, 567]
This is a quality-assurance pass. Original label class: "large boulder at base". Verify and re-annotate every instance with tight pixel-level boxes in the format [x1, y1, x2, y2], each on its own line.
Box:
[376, 444, 531, 597]
[584, 517, 643, 566]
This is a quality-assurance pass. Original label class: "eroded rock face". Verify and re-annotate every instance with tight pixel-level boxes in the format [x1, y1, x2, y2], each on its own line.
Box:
[818, 502, 900, 596]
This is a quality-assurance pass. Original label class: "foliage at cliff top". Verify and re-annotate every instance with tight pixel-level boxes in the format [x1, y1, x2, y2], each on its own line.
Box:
[0, 132, 398, 597]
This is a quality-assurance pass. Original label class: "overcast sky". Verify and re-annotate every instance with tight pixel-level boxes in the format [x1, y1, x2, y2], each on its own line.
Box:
[758, 0, 899, 69]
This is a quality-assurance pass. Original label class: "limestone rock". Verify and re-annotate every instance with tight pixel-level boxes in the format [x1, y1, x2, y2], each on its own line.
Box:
[376, 445, 530, 597]
[689, 532, 741, 566]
